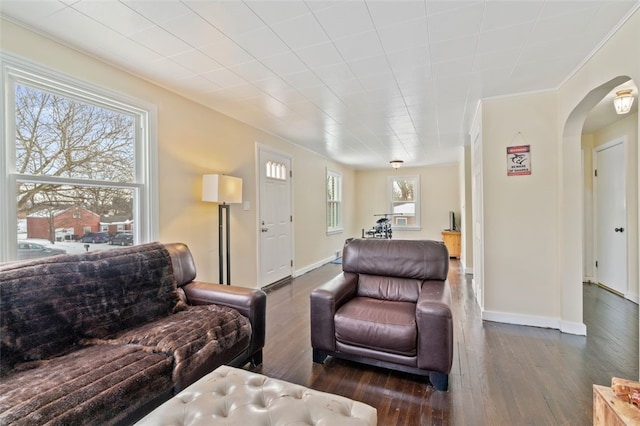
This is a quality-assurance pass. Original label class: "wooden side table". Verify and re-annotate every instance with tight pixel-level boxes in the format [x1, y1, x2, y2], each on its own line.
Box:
[593, 384, 640, 425]
[441, 231, 461, 259]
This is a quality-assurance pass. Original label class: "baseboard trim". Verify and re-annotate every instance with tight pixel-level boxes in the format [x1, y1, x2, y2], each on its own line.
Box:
[482, 310, 587, 336]
[294, 256, 335, 277]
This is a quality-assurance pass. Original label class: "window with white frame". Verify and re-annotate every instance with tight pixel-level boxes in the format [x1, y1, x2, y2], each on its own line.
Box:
[1, 53, 158, 261]
[388, 175, 420, 230]
[327, 169, 343, 233]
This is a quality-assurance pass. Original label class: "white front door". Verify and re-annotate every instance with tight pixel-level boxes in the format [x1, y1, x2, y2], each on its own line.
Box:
[258, 148, 292, 287]
[595, 140, 627, 295]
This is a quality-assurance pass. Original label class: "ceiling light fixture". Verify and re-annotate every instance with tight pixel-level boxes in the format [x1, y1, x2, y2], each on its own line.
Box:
[390, 160, 404, 169]
[613, 89, 634, 114]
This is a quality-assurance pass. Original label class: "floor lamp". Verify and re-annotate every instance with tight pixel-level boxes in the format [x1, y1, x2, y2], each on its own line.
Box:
[202, 174, 243, 285]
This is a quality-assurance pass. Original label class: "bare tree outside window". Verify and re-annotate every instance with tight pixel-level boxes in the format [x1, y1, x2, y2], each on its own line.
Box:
[14, 83, 136, 244]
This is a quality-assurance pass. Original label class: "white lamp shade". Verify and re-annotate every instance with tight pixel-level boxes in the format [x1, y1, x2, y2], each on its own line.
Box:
[202, 174, 243, 204]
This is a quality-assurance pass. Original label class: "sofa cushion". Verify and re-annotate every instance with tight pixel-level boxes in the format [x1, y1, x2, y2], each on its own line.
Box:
[334, 297, 417, 356]
[0, 242, 181, 374]
[0, 344, 173, 426]
[102, 305, 251, 388]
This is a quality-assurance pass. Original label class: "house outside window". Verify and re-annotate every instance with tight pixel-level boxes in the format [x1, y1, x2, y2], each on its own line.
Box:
[388, 175, 420, 230]
[0, 53, 158, 261]
[327, 169, 343, 234]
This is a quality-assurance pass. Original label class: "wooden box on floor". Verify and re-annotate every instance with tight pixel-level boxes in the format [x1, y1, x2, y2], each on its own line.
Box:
[593, 385, 640, 425]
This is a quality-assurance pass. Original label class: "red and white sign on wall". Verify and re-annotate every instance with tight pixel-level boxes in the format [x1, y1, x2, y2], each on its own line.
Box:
[506, 145, 531, 176]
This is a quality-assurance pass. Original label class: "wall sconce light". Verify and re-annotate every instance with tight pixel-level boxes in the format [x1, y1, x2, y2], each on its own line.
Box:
[390, 160, 404, 170]
[202, 174, 243, 285]
[613, 89, 634, 114]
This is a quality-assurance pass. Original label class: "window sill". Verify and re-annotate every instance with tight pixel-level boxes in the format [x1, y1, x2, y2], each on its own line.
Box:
[327, 228, 344, 236]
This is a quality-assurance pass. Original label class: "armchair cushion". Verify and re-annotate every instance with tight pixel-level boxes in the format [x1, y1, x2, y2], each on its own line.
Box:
[335, 297, 417, 356]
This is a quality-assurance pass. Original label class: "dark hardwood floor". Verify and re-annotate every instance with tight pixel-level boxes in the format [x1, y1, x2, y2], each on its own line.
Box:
[252, 260, 638, 425]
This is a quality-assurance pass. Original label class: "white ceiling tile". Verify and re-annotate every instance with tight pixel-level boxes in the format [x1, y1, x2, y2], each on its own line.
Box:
[538, 1, 599, 20]
[146, 57, 194, 81]
[229, 61, 277, 83]
[473, 49, 519, 73]
[347, 55, 392, 79]
[201, 67, 249, 88]
[199, 40, 255, 67]
[386, 46, 430, 72]
[235, 26, 291, 59]
[129, 25, 193, 57]
[245, 1, 311, 25]
[259, 51, 309, 76]
[169, 49, 224, 74]
[333, 30, 385, 61]
[313, 1, 375, 39]
[0, 0, 67, 21]
[294, 42, 344, 68]
[72, 1, 154, 36]
[97, 36, 165, 70]
[427, 3, 484, 43]
[184, 1, 266, 37]
[314, 62, 356, 85]
[431, 56, 475, 80]
[269, 13, 330, 49]
[161, 11, 229, 48]
[429, 35, 477, 64]
[529, 7, 599, 45]
[367, 1, 427, 29]
[476, 23, 534, 55]
[177, 74, 223, 94]
[121, 0, 193, 26]
[281, 70, 325, 89]
[377, 18, 429, 54]
[480, 2, 542, 32]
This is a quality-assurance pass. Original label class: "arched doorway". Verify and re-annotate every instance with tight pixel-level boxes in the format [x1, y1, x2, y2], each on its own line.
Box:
[560, 75, 635, 335]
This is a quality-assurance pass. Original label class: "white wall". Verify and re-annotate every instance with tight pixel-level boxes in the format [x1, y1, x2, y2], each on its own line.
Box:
[354, 165, 460, 242]
[0, 18, 359, 288]
[480, 92, 561, 327]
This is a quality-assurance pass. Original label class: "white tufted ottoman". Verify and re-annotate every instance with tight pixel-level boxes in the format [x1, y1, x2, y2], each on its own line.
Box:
[135, 365, 377, 425]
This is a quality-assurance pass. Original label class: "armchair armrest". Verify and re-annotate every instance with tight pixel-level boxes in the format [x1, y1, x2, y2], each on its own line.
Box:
[310, 272, 358, 352]
[416, 280, 453, 374]
[182, 281, 267, 357]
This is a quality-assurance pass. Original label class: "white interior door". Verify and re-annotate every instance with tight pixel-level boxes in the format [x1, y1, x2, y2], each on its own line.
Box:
[258, 148, 292, 287]
[595, 140, 627, 295]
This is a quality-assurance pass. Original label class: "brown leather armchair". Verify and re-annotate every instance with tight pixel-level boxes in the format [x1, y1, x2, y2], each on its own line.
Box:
[310, 238, 453, 391]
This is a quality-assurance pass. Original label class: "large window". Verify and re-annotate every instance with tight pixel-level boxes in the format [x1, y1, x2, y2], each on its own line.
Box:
[1, 53, 158, 261]
[388, 175, 420, 230]
[327, 169, 343, 234]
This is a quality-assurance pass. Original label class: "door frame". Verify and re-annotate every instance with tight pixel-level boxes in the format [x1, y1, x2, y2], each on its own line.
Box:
[256, 144, 294, 287]
[592, 137, 628, 297]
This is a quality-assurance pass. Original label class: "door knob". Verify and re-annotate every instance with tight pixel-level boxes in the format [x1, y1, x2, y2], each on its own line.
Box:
[615, 227, 625, 233]
[261, 227, 269, 232]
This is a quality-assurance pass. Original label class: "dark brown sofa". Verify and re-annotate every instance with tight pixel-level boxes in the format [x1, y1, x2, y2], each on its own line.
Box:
[0, 242, 266, 425]
[310, 238, 453, 391]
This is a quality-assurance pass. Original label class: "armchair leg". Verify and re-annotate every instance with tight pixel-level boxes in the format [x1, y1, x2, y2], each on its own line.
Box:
[313, 348, 328, 364]
[429, 372, 449, 391]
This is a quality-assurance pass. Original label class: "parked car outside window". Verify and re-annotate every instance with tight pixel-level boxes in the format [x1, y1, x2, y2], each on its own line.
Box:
[17, 242, 66, 260]
[110, 232, 133, 246]
[81, 232, 110, 243]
